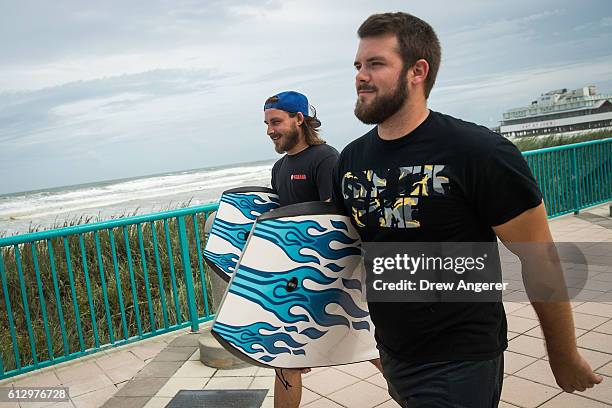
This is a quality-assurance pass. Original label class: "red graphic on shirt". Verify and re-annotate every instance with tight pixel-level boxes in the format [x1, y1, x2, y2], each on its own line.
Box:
[291, 174, 307, 180]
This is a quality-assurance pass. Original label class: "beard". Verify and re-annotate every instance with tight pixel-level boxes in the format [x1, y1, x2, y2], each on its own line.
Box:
[273, 123, 300, 154]
[354, 73, 408, 125]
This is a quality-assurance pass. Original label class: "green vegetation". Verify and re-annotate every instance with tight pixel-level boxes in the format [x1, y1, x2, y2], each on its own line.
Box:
[512, 131, 611, 152]
[0, 211, 216, 376]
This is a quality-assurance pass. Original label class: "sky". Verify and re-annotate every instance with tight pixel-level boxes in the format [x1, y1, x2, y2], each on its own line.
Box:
[1, 0, 611, 194]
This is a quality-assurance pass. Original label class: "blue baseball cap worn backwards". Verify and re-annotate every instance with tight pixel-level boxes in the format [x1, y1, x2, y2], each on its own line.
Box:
[264, 91, 309, 116]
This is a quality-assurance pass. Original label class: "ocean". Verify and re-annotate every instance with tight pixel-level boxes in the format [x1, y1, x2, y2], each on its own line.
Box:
[0, 159, 275, 237]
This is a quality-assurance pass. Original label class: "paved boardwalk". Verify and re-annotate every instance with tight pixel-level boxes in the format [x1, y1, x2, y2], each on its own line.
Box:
[1, 204, 611, 407]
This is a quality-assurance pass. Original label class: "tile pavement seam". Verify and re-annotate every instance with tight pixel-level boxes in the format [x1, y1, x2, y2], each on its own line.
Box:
[202, 376, 212, 388]
[576, 323, 612, 361]
[505, 348, 547, 361]
[102, 333, 198, 407]
[573, 343, 612, 363]
[332, 364, 386, 382]
[576, 213, 612, 230]
[507, 309, 540, 321]
[505, 355, 542, 375]
[301, 385, 333, 403]
[65, 383, 119, 406]
[93, 355, 107, 375]
[302, 372, 364, 397]
[533, 389, 564, 407]
[508, 314, 540, 323]
[547, 373, 612, 407]
[325, 382, 392, 408]
[500, 375, 563, 408]
[364, 371, 390, 387]
[592, 328, 612, 336]
[323, 377, 389, 406]
[590, 317, 612, 334]
[373, 398, 394, 408]
[567, 309, 610, 320]
[511, 371, 560, 390]
[325, 396, 352, 408]
[313, 396, 349, 408]
[508, 332, 549, 351]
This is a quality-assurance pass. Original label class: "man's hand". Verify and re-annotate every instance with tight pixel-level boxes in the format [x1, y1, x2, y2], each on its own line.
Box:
[548, 350, 603, 392]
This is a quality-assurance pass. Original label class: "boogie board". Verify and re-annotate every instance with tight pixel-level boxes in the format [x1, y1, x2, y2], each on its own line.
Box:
[203, 187, 280, 281]
[211, 202, 378, 368]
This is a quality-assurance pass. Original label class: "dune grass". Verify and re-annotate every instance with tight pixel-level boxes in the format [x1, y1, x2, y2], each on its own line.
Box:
[512, 130, 611, 152]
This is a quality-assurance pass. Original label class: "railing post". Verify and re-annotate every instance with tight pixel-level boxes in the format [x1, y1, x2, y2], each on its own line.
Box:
[571, 147, 580, 215]
[177, 216, 199, 332]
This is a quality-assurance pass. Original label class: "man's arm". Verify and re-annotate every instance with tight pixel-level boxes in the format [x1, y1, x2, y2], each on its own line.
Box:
[493, 202, 603, 392]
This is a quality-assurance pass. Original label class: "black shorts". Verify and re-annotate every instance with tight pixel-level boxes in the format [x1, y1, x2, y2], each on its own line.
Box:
[379, 348, 504, 408]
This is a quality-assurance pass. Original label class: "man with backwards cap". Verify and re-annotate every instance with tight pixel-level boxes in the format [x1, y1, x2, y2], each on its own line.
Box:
[263, 90, 382, 407]
[264, 91, 338, 206]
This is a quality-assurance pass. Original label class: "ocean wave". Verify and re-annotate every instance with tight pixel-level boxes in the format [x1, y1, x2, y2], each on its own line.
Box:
[0, 162, 274, 226]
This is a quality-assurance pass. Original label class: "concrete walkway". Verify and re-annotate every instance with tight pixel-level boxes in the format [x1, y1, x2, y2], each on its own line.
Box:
[1, 203, 611, 407]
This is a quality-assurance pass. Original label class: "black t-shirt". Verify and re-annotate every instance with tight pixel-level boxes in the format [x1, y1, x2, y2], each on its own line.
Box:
[332, 110, 542, 362]
[271, 144, 339, 206]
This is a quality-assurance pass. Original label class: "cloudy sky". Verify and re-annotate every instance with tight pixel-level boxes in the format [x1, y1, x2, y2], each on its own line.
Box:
[1, 0, 611, 194]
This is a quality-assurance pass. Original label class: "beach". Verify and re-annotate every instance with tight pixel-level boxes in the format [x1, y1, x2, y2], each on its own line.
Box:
[0, 159, 274, 237]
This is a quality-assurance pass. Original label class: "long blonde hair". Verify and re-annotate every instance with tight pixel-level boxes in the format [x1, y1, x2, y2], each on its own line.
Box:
[289, 107, 325, 146]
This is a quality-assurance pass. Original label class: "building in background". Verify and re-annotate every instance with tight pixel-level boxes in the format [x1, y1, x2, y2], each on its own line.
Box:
[499, 86, 612, 138]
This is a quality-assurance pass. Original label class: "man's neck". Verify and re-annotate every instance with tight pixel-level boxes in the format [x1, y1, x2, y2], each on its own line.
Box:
[377, 99, 429, 141]
[286, 139, 309, 155]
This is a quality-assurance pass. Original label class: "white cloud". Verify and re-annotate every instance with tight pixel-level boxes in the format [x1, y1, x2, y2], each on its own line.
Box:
[0, 0, 610, 194]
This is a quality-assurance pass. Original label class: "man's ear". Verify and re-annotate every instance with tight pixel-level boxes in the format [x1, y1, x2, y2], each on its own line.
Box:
[410, 59, 429, 87]
[296, 112, 305, 126]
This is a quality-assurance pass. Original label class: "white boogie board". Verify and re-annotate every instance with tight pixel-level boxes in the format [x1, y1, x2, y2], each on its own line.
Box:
[203, 187, 280, 281]
[211, 202, 378, 368]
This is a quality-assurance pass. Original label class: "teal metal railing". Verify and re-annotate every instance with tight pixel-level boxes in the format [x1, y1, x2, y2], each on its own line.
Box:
[523, 138, 612, 218]
[0, 139, 610, 380]
[0, 203, 218, 380]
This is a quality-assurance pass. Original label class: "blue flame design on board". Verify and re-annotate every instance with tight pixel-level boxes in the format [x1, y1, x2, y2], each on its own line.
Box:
[230, 265, 369, 328]
[202, 251, 239, 274]
[253, 219, 360, 264]
[325, 263, 343, 272]
[220, 193, 280, 220]
[330, 220, 349, 232]
[204, 191, 278, 279]
[215, 214, 373, 364]
[209, 219, 252, 250]
[342, 278, 362, 290]
[214, 321, 306, 363]
[352, 321, 371, 330]
[300, 327, 326, 339]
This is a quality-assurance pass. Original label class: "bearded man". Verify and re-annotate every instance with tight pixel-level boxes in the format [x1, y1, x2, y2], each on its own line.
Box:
[265, 91, 338, 206]
[332, 12, 603, 407]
